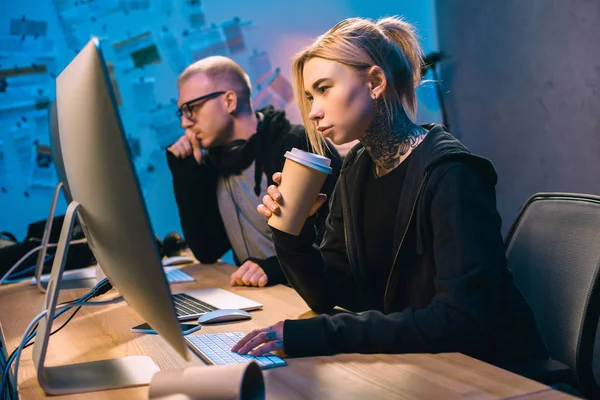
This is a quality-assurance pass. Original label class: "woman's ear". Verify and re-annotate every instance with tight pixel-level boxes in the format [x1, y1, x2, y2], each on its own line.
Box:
[366, 66, 387, 99]
[224, 91, 238, 114]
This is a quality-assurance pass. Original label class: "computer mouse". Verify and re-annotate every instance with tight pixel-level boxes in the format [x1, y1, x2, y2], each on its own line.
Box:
[161, 255, 195, 266]
[198, 309, 252, 324]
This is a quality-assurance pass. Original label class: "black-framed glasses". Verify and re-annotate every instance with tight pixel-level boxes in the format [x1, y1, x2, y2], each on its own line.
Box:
[176, 91, 226, 121]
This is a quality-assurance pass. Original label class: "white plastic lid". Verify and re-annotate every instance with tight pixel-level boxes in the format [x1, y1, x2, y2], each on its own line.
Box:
[284, 148, 332, 174]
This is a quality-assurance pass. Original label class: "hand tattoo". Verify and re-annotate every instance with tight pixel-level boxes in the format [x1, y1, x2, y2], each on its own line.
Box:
[266, 331, 277, 339]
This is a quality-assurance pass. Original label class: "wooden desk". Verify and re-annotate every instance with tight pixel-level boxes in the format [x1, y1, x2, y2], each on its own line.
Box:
[0, 262, 574, 399]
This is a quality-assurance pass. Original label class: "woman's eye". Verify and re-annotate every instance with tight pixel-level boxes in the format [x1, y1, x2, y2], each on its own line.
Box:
[306, 96, 314, 103]
[318, 86, 329, 94]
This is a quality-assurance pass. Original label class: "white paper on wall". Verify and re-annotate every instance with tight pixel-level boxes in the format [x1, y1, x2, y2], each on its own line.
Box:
[222, 17, 246, 55]
[132, 77, 158, 112]
[30, 144, 57, 189]
[184, 26, 227, 61]
[150, 104, 182, 150]
[0, 36, 54, 58]
[248, 50, 272, 88]
[9, 122, 34, 173]
[157, 27, 188, 74]
[10, 18, 48, 37]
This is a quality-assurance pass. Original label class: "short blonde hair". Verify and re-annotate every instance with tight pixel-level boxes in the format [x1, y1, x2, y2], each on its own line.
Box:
[292, 16, 423, 155]
[178, 56, 253, 111]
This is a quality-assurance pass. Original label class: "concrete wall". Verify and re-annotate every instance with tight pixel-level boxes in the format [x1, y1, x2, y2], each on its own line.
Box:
[435, 0, 600, 232]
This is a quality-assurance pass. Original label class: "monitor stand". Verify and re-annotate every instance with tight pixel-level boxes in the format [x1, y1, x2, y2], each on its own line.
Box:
[32, 201, 160, 396]
[33, 182, 96, 293]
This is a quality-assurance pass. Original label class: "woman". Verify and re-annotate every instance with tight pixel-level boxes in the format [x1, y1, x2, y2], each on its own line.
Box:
[232, 16, 547, 367]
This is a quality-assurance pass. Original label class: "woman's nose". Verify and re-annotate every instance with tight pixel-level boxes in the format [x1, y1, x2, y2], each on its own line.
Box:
[308, 103, 323, 122]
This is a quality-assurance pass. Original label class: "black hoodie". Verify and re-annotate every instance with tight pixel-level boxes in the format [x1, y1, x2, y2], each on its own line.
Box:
[273, 125, 548, 366]
[166, 106, 342, 285]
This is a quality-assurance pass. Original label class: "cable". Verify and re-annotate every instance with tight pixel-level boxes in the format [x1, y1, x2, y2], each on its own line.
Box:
[0, 278, 115, 398]
[2, 297, 123, 399]
[0, 238, 87, 286]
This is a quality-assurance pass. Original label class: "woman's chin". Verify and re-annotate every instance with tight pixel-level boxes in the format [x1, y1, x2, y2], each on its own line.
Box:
[330, 135, 351, 146]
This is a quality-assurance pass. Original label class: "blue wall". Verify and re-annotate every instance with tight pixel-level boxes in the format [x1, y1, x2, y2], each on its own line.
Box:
[0, 0, 439, 243]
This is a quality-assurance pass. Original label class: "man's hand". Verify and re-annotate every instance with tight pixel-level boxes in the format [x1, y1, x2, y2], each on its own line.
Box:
[230, 260, 268, 287]
[167, 130, 203, 165]
[231, 321, 284, 356]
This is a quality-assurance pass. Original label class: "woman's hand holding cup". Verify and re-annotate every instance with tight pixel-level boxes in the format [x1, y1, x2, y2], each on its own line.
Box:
[257, 172, 327, 222]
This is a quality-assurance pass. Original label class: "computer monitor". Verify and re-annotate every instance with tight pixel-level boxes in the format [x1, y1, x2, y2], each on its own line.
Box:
[31, 101, 94, 293]
[48, 100, 72, 203]
[31, 37, 188, 396]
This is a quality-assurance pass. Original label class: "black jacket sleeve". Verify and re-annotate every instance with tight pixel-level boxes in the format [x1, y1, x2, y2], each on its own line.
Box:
[282, 164, 507, 358]
[259, 127, 342, 286]
[271, 179, 367, 313]
[167, 151, 231, 264]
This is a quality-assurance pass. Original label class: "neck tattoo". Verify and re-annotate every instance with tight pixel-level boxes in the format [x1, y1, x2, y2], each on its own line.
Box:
[360, 101, 427, 177]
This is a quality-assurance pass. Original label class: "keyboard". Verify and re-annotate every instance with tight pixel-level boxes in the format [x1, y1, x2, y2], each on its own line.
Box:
[172, 292, 217, 319]
[165, 267, 195, 283]
[186, 332, 287, 369]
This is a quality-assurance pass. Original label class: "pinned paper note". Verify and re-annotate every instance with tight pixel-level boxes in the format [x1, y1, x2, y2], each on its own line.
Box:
[248, 50, 272, 88]
[253, 68, 294, 109]
[113, 32, 161, 72]
[150, 104, 182, 149]
[0, 36, 54, 57]
[181, 0, 205, 28]
[9, 122, 34, 172]
[30, 144, 57, 188]
[10, 18, 48, 37]
[222, 17, 245, 55]
[157, 27, 188, 74]
[132, 77, 158, 111]
[269, 69, 294, 103]
[184, 26, 227, 61]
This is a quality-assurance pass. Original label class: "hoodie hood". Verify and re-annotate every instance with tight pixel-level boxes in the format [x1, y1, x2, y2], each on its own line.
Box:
[250, 106, 294, 196]
[342, 124, 497, 186]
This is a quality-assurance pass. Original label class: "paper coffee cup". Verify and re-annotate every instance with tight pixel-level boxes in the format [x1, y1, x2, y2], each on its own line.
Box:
[148, 362, 264, 400]
[267, 148, 332, 235]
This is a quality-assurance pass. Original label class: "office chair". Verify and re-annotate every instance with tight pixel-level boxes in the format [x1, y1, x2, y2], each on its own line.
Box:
[504, 192, 600, 398]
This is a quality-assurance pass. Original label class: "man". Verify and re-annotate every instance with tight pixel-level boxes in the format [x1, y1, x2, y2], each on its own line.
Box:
[167, 56, 341, 287]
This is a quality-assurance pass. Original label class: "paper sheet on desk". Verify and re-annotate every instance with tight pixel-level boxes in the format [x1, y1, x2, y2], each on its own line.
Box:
[30, 267, 97, 284]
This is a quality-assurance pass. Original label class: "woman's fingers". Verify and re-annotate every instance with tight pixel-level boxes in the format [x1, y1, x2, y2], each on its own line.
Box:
[247, 338, 284, 356]
[262, 193, 280, 214]
[272, 172, 282, 184]
[231, 328, 269, 352]
[236, 330, 281, 355]
[267, 184, 282, 203]
[257, 204, 272, 219]
[309, 193, 328, 216]
[232, 322, 284, 354]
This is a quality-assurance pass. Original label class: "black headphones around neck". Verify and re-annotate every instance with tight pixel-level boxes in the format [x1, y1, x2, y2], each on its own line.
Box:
[204, 112, 264, 176]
